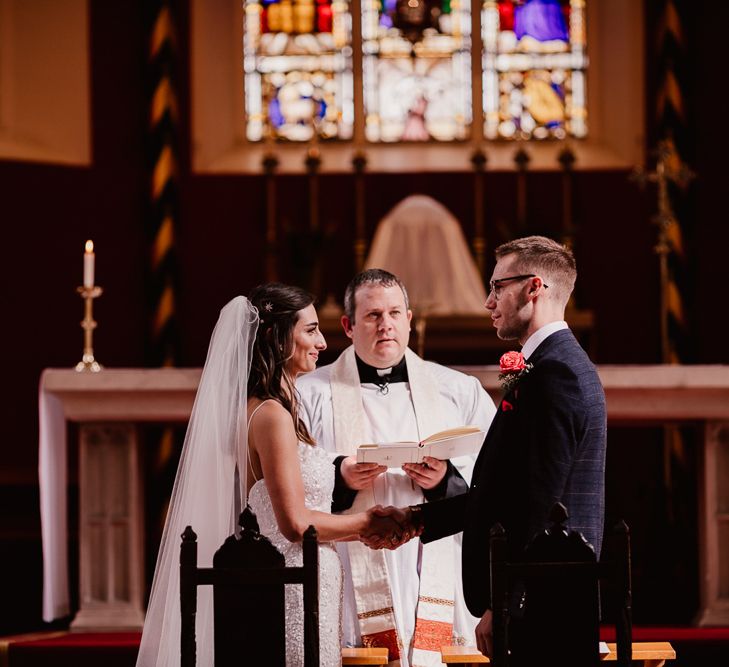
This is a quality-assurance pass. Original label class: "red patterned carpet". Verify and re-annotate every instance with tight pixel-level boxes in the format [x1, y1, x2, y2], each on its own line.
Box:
[0, 632, 141, 667]
[1, 627, 728, 666]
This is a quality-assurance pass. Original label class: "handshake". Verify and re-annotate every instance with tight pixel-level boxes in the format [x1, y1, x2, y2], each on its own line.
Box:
[359, 505, 424, 550]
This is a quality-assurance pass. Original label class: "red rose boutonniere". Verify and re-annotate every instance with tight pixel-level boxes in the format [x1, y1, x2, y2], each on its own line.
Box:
[498, 351, 533, 393]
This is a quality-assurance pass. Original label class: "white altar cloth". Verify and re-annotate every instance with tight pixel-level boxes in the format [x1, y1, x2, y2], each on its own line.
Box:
[38, 367, 201, 622]
[39, 370, 70, 621]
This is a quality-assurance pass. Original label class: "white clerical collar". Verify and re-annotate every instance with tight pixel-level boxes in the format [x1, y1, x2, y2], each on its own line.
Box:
[521, 320, 568, 360]
[355, 354, 408, 385]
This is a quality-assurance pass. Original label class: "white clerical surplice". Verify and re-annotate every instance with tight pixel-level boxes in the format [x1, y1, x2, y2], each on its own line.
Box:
[298, 347, 496, 667]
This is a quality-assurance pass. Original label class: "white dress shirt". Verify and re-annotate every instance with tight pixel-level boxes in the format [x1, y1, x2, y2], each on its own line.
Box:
[521, 320, 568, 360]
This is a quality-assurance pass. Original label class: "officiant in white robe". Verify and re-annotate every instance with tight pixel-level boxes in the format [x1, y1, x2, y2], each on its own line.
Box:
[298, 270, 496, 667]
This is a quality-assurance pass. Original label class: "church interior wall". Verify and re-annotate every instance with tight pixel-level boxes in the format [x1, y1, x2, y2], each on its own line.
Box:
[0, 0, 727, 636]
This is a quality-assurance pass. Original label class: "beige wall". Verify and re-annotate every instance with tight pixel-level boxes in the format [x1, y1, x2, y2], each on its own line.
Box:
[0, 0, 91, 165]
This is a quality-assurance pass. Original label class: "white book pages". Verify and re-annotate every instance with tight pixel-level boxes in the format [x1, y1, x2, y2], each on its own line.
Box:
[356, 428, 486, 467]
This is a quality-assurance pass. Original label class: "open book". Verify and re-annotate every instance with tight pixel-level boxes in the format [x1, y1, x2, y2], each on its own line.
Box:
[356, 426, 486, 467]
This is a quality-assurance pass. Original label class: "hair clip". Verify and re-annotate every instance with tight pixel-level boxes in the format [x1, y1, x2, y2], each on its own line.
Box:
[263, 301, 273, 312]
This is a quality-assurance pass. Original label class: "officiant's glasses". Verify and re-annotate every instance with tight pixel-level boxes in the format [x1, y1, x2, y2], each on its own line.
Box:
[488, 274, 549, 301]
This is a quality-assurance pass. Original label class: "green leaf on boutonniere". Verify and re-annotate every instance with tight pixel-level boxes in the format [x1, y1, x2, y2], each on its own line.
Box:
[498, 363, 533, 394]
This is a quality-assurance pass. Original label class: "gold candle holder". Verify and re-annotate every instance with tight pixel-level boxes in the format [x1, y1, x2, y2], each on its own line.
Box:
[75, 285, 103, 372]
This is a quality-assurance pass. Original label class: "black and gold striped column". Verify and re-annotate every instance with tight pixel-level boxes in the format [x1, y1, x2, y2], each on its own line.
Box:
[654, 0, 692, 365]
[147, 1, 182, 548]
[651, 0, 695, 519]
[148, 1, 180, 369]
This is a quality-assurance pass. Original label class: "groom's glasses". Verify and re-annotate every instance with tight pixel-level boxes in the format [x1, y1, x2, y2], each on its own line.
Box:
[488, 274, 549, 301]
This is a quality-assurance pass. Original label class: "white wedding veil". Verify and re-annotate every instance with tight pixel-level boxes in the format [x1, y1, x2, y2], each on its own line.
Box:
[136, 296, 259, 667]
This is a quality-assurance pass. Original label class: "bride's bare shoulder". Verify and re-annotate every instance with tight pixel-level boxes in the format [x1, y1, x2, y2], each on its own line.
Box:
[247, 398, 293, 431]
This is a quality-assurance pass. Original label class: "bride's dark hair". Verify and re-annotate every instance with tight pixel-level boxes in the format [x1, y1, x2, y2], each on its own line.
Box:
[247, 283, 316, 445]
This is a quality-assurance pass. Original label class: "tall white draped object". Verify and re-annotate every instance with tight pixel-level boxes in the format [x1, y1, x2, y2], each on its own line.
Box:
[365, 195, 488, 315]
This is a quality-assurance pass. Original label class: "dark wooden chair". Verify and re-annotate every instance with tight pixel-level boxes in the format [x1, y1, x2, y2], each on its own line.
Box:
[180, 507, 319, 667]
[489, 502, 632, 667]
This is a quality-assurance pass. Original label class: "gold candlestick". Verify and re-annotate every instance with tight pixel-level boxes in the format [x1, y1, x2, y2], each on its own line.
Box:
[75, 285, 103, 372]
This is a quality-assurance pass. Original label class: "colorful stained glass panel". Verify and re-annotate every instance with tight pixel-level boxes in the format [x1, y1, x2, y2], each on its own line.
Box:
[362, 0, 472, 143]
[244, 0, 354, 142]
[482, 0, 587, 140]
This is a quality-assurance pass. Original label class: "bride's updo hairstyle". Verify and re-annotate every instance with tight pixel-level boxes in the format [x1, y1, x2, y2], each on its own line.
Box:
[248, 282, 316, 445]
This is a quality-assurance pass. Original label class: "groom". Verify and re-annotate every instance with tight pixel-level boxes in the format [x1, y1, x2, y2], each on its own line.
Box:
[375, 236, 607, 657]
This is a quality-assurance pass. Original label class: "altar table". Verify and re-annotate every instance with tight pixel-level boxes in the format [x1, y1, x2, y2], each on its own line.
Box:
[38, 365, 729, 628]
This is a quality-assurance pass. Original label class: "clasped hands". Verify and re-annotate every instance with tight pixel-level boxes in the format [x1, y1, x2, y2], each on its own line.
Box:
[359, 505, 422, 550]
[341, 455, 441, 550]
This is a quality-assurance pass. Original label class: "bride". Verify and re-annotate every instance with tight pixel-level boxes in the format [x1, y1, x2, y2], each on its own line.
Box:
[136, 284, 404, 667]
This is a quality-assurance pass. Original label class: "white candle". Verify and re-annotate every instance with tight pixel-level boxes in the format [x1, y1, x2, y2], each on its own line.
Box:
[83, 240, 95, 287]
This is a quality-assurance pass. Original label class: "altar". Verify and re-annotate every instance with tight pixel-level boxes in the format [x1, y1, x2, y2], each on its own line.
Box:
[39, 365, 729, 629]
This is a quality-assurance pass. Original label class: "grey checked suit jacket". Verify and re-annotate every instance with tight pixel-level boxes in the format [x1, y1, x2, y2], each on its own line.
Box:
[420, 328, 607, 617]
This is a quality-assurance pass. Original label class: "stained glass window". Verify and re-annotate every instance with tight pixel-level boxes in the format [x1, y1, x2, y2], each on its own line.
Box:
[482, 0, 587, 140]
[242, 0, 589, 145]
[244, 0, 354, 141]
[361, 0, 473, 142]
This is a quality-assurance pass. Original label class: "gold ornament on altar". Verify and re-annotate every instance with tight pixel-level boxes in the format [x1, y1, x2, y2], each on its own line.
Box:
[76, 240, 103, 372]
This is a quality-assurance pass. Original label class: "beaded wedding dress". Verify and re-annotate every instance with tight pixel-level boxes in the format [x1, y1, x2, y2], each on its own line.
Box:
[248, 436, 343, 666]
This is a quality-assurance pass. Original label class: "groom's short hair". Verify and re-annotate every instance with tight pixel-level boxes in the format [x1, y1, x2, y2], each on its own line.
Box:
[344, 268, 410, 322]
[495, 236, 577, 305]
